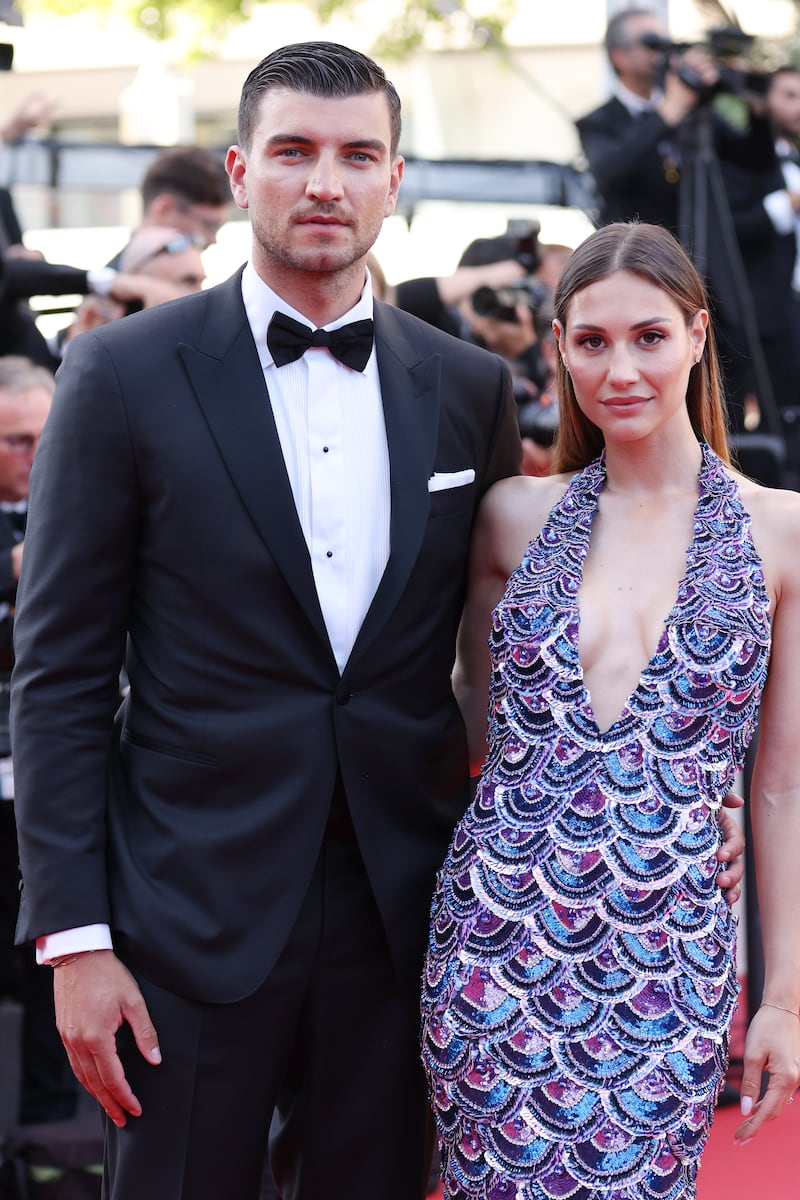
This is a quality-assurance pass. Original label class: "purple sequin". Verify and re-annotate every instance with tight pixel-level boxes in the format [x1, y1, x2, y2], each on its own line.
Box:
[422, 445, 771, 1200]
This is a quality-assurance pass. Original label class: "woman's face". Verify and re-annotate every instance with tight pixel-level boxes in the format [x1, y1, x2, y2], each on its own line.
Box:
[554, 270, 707, 446]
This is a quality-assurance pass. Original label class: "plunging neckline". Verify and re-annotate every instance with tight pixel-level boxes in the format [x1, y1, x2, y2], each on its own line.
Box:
[573, 448, 706, 739]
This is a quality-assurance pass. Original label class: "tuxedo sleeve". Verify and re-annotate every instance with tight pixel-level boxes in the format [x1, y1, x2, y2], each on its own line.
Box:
[576, 107, 672, 195]
[480, 354, 522, 492]
[2, 259, 90, 302]
[721, 160, 788, 249]
[11, 330, 139, 942]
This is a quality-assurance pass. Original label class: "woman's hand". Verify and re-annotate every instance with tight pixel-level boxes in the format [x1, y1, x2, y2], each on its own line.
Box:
[735, 1004, 800, 1144]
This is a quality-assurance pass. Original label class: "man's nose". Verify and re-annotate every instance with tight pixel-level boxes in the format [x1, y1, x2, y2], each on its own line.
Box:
[306, 153, 344, 201]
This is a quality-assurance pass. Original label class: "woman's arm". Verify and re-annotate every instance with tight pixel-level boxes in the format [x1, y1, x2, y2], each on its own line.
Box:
[453, 475, 559, 775]
[736, 490, 800, 1141]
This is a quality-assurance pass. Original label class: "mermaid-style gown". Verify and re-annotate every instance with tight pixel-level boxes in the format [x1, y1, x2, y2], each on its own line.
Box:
[421, 445, 772, 1200]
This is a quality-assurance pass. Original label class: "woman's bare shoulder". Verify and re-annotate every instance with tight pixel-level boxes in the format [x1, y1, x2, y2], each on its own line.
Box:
[729, 467, 800, 594]
[476, 473, 573, 577]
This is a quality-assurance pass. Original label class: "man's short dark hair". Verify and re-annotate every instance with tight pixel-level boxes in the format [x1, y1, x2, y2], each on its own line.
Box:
[141, 146, 230, 210]
[237, 40, 402, 157]
[604, 7, 658, 60]
[769, 63, 800, 88]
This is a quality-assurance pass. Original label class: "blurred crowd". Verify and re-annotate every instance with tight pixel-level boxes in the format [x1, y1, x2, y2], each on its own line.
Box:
[1, 0, 800, 1166]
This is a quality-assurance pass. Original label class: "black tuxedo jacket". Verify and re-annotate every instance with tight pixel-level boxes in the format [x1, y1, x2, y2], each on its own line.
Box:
[720, 155, 797, 338]
[576, 96, 776, 238]
[11, 269, 521, 1003]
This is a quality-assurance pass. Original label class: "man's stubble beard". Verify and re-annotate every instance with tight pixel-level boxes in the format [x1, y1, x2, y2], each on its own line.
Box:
[251, 209, 383, 282]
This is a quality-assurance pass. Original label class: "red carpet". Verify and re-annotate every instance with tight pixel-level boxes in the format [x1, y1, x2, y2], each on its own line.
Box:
[698, 1093, 800, 1198]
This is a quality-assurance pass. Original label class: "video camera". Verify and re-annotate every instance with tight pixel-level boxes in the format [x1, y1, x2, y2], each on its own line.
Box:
[469, 218, 549, 325]
[641, 25, 769, 102]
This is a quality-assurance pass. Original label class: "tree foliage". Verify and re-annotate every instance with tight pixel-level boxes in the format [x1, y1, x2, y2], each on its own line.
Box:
[18, 0, 800, 60]
[20, 0, 517, 58]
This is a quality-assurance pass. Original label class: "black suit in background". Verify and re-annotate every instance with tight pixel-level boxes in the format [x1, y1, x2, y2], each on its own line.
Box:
[576, 96, 776, 239]
[11, 268, 521, 1198]
[0, 257, 101, 370]
[0, 506, 76, 1125]
[720, 154, 800, 420]
[576, 97, 685, 231]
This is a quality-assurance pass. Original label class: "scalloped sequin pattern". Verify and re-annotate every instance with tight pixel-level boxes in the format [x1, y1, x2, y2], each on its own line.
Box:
[422, 444, 771, 1200]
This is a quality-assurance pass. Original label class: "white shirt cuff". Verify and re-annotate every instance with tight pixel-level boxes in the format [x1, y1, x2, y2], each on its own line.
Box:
[86, 267, 117, 296]
[36, 923, 113, 965]
[763, 190, 795, 235]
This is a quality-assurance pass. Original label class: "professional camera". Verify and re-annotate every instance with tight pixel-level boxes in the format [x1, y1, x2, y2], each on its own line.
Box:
[463, 217, 546, 325]
[516, 395, 559, 448]
[471, 277, 551, 325]
[641, 25, 769, 102]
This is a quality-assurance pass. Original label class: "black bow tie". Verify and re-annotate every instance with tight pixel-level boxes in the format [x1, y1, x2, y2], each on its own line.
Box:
[267, 311, 374, 372]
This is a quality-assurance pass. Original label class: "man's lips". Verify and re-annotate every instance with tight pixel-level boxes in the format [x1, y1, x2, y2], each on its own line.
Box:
[296, 214, 348, 226]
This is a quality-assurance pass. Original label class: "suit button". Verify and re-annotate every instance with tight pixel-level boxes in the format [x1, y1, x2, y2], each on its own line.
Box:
[335, 682, 351, 705]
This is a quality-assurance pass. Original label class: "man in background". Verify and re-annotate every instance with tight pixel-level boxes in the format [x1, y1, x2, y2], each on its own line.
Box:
[576, 6, 773, 238]
[0, 357, 75, 1125]
[721, 64, 800, 471]
[108, 145, 232, 266]
[59, 226, 207, 348]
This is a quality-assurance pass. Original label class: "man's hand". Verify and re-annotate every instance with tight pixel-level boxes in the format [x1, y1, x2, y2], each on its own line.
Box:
[109, 273, 186, 310]
[10, 541, 23, 581]
[660, 46, 719, 126]
[717, 790, 745, 906]
[53, 949, 161, 1127]
[0, 91, 57, 144]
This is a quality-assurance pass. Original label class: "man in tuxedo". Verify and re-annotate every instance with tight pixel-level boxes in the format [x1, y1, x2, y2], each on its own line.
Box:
[10, 41, 522, 1200]
[717, 66, 800, 441]
[576, 7, 773, 240]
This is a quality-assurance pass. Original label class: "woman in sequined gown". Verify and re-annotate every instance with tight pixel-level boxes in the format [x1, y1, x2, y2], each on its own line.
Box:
[421, 223, 800, 1200]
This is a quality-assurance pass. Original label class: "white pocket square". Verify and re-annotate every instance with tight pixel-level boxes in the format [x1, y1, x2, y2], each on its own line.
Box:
[427, 469, 476, 493]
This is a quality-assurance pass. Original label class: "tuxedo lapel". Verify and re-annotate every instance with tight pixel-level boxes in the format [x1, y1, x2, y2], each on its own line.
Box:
[177, 274, 331, 656]
[348, 303, 440, 667]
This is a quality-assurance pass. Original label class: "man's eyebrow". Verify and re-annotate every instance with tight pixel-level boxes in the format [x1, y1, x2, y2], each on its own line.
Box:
[266, 134, 387, 152]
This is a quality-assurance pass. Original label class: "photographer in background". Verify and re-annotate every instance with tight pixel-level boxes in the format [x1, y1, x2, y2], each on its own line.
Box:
[58, 226, 207, 352]
[576, 6, 774, 238]
[516, 301, 559, 478]
[718, 64, 800, 463]
[394, 224, 568, 445]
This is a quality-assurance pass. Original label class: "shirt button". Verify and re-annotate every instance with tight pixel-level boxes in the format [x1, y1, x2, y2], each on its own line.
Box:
[326, 550, 333, 558]
[323, 446, 329, 453]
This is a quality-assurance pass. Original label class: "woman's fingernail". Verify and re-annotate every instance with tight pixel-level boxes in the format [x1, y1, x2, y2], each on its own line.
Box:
[740, 1096, 753, 1117]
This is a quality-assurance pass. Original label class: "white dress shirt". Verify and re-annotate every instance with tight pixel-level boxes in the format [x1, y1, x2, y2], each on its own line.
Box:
[762, 138, 800, 293]
[37, 263, 392, 963]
